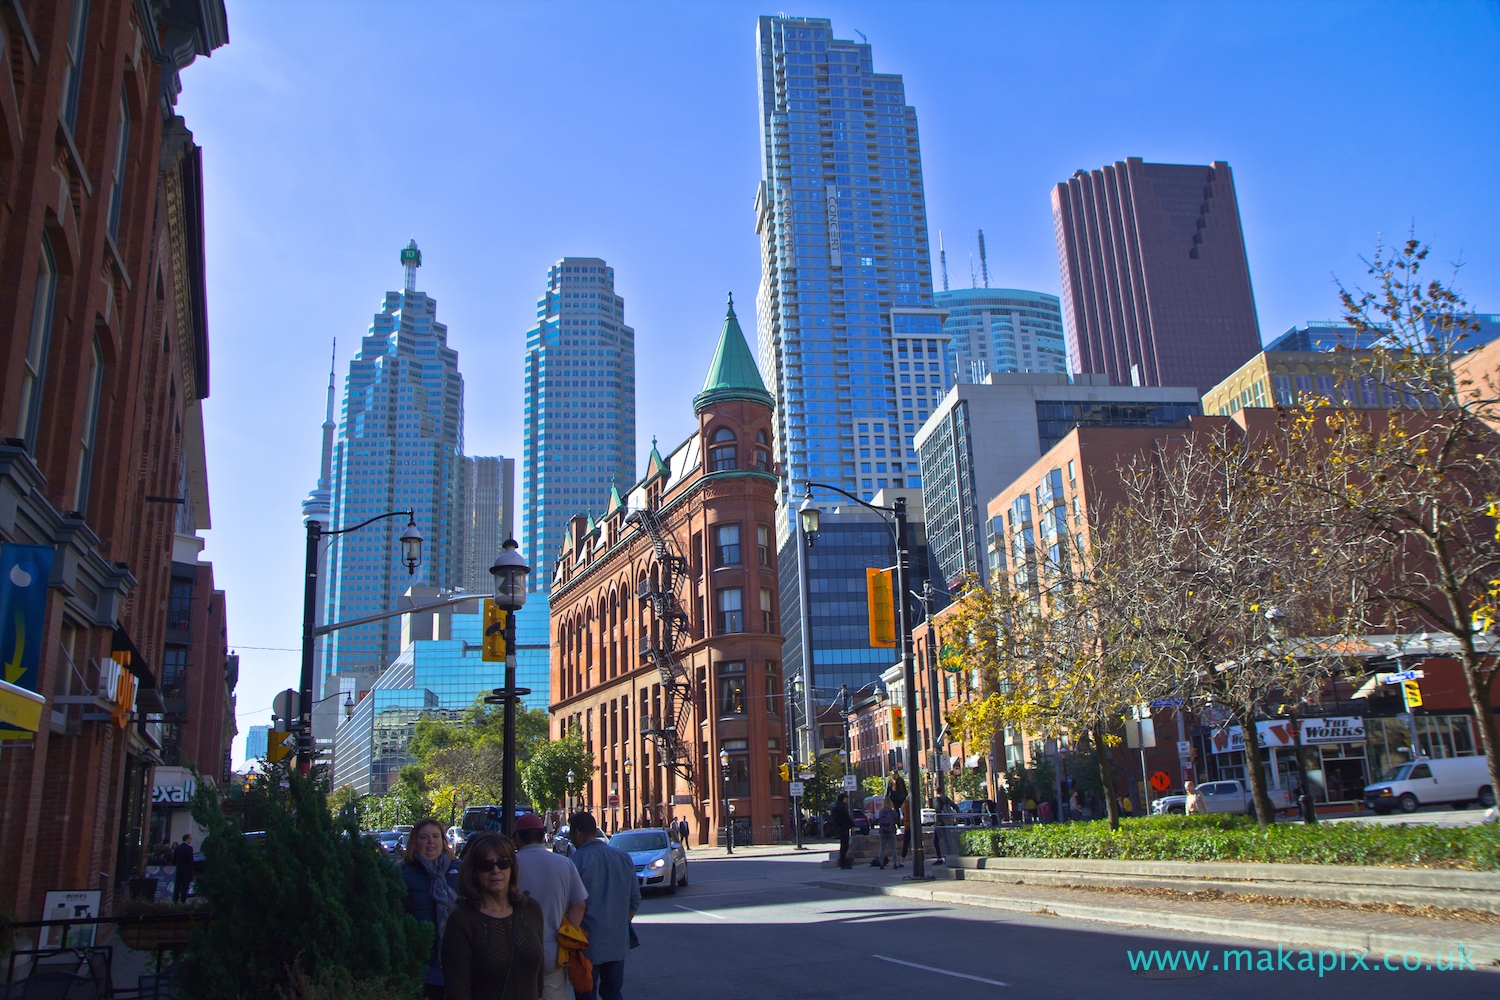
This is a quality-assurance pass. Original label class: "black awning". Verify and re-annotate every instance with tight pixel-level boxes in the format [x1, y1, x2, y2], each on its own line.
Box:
[112, 625, 156, 686]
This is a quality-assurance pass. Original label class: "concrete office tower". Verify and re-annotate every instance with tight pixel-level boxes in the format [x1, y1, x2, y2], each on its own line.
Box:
[1053, 158, 1261, 395]
[754, 15, 949, 509]
[520, 257, 637, 593]
[319, 242, 467, 697]
[915, 374, 1200, 590]
[462, 455, 515, 594]
[938, 288, 1067, 380]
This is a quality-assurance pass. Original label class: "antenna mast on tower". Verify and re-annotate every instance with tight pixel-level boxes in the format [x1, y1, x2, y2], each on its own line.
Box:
[938, 231, 949, 291]
[400, 239, 422, 293]
[978, 229, 990, 289]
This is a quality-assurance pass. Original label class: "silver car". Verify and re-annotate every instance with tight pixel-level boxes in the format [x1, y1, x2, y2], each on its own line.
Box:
[609, 829, 688, 894]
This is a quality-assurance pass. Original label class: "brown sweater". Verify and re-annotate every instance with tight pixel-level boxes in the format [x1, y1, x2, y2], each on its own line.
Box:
[440, 897, 545, 1000]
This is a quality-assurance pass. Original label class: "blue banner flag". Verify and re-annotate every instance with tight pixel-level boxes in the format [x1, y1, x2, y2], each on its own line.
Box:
[0, 543, 55, 735]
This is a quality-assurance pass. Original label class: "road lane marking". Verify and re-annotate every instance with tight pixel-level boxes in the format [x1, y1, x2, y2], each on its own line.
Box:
[874, 954, 1010, 987]
[673, 904, 727, 920]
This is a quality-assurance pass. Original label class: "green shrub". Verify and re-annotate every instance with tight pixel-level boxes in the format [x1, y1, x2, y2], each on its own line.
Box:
[183, 766, 431, 1000]
[957, 814, 1500, 870]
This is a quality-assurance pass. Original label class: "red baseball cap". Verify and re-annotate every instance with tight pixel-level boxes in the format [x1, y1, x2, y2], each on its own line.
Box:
[515, 813, 546, 832]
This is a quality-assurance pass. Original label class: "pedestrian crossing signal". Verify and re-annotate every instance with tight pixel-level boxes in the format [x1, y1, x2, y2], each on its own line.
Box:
[266, 730, 292, 763]
[482, 599, 508, 662]
[1402, 680, 1422, 709]
[866, 567, 896, 648]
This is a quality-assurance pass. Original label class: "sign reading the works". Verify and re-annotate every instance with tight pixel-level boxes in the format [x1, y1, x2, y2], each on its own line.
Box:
[1298, 716, 1366, 745]
[1210, 717, 1366, 753]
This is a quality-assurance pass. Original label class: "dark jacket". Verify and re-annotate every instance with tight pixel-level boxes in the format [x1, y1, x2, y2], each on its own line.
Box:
[171, 842, 194, 876]
[402, 858, 459, 985]
[831, 802, 854, 833]
[440, 898, 545, 1000]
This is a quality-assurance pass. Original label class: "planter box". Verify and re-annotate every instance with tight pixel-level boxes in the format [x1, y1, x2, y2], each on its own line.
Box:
[118, 915, 198, 952]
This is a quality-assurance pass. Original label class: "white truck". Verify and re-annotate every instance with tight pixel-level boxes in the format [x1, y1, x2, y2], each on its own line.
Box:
[1151, 779, 1293, 816]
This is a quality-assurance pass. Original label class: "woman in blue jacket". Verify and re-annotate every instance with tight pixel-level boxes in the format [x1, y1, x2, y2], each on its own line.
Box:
[402, 817, 460, 999]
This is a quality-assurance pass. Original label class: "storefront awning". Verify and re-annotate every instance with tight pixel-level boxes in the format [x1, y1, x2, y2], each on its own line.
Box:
[0, 677, 45, 732]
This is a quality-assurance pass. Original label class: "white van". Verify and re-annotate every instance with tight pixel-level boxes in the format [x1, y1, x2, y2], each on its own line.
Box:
[1363, 756, 1495, 814]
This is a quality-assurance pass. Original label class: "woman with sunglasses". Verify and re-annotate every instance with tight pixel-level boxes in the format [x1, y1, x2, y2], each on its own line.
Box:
[402, 818, 460, 1000]
[442, 831, 545, 1000]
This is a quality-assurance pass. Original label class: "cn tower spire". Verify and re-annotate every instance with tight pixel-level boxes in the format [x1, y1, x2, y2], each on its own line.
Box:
[319, 338, 336, 492]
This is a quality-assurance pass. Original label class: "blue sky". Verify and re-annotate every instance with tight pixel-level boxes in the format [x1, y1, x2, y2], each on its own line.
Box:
[177, 1, 1500, 766]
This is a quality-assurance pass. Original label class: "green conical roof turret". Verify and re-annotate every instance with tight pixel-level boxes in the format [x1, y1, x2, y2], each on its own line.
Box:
[695, 294, 774, 412]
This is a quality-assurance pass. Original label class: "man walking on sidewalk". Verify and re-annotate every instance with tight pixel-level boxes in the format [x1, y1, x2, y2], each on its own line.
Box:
[516, 814, 588, 1000]
[569, 811, 639, 1000]
[831, 793, 854, 869]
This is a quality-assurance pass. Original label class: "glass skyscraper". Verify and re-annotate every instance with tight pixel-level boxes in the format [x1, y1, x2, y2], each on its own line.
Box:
[333, 608, 510, 795]
[753, 15, 948, 510]
[520, 257, 636, 592]
[938, 288, 1067, 381]
[461, 454, 514, 594]
[320, 242, 466, 695]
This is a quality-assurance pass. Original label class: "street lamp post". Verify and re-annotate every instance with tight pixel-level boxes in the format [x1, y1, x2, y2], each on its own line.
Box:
[803, 482, 926, 879]
[566, 769, 576, 817]
[796, 495, 821, 767]
[1265, 607, 1316, 825]
[915, 580, 946, 806]
[719, 747, 733, 854]
[487, 538, 532, 838]
[785, 673, 804, 851]
[624, 758, 634, 829]
[299, 509, 423, 774]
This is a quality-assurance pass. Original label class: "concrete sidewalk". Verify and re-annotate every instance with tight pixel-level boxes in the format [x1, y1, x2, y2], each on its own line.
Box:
[817, 866, 1500, 968]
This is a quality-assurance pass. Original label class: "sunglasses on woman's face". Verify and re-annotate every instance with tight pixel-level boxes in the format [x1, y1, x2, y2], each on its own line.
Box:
[474, 857, 513, 873]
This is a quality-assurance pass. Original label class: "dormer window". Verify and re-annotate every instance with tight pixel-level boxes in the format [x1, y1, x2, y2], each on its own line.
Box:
[711, 427, 737, 472]
[754, 429, 772, 472]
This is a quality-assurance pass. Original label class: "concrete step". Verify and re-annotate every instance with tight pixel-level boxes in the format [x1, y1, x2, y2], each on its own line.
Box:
[946, 856, 1500, 913]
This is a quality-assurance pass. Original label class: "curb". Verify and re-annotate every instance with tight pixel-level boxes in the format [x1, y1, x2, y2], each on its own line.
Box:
[816, 879, 1500, 968]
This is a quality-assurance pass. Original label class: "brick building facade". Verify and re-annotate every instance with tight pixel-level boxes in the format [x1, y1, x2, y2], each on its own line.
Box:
[550, 300, 789, 845]
[0, 0, 227, 919]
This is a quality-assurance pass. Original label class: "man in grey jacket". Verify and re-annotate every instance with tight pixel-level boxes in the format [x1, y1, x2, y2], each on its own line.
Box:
[569, 812, 640, 1000]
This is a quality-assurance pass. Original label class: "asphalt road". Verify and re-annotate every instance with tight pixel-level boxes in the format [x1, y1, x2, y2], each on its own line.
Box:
[621, 850, 1496, 999]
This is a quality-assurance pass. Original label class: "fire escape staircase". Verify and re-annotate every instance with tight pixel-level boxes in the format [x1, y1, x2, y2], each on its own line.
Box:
[628, 505, 697, 792]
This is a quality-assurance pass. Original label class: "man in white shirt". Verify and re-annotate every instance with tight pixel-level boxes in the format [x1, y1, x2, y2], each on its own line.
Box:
[515, 813, 589, 1000]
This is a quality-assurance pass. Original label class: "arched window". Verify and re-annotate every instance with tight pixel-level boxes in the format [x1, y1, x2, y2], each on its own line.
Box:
[710, 427, 737, 472]
[754, 429, 771, 472]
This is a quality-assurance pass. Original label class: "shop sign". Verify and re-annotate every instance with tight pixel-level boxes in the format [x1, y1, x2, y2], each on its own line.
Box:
[1209, 720, 1296, 754]
[153, 776, 198, 805]
[1299, 716, 1365, 745]
[0, 544, 55, 737]
[41, 890, 100, 948]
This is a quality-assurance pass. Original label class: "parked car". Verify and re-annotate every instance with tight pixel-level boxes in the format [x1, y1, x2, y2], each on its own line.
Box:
[1364, 756, 1496, 814]
[951, 799, 999, 827]
[819, 809, 871, 837]
[1151, 780, 1292, 816]
[375, 830, 402, 858]
[609, 829, 688, 894]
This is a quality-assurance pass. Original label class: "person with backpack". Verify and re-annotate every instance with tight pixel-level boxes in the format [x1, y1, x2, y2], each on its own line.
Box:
[873, 803, 897, 869]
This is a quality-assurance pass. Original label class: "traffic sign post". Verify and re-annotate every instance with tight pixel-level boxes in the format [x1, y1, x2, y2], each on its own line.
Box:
[842, 774, 858, 792]
[788, 781, 805, 798]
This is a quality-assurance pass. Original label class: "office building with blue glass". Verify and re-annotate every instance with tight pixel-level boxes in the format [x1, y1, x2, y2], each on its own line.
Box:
[753, 15, 950, 509]
[333, 604, 512, 795]
[520, 257, 637, 590]
[938, 288, 1066, 380]
[319, 243, 467, 698]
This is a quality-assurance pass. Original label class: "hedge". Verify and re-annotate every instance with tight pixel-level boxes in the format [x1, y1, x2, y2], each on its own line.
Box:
[956, 815, 1500, 870]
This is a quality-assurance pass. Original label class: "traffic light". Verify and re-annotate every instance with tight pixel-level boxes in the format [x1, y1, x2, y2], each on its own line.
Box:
[778, 762, 791, 782]
[482, 598, 508, 662]
[866, 567, 896, 648]
[1402, 680, 1423, 709]
[890, 705, 905, 741]
[266, 730, 292, 763]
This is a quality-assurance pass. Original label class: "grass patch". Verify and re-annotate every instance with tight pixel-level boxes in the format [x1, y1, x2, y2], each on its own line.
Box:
[957, 815, 1500, 870]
